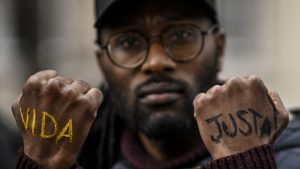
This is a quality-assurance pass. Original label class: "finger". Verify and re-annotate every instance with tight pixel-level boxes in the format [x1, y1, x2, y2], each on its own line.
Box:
[206, 85, 222, 95]
[33, 70, 58, 81]
[268, 91, 286, 114]
[47, 77, 65, 91]
[225, 76, 241, 86]
[53, 75, 73, 85]
[224, 76, 244, 91]
[269, 91, 289, 127]
[68, 80, 91, 94]
[193, 92, 207, 118]
[23, 70, 58, 93]
[46, 77, 74, 101]
[11, 94, 28, 133]
[85, 88, 103, 110]
[268, 90, 289, 142]
[223, 77, 246, 100]
[245, 75, 268, 94]
[11, 93, 23, 117]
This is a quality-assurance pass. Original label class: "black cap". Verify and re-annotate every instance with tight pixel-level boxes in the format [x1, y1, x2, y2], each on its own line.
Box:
[94, 0, 218, 28]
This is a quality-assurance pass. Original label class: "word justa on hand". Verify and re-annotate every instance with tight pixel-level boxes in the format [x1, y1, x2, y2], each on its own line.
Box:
[205, 108, 278, 144]
[19, 107, 73, 143]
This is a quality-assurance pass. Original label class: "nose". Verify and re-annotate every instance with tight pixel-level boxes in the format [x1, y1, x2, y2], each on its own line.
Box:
[141, 42, 176, 75]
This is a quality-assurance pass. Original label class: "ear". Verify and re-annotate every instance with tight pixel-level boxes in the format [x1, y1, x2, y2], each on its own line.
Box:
[95, 49, 108, 89]
[214, 29, 226, 72]
[95, 48, 105, 67]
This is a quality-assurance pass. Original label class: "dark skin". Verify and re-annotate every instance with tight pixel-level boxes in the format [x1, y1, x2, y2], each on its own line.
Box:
[97, 1, 224, 161]
[11, 0, 289, 168]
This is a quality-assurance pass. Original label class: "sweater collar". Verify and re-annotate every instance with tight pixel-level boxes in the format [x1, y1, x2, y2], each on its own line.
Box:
[121, 129, 209, 169]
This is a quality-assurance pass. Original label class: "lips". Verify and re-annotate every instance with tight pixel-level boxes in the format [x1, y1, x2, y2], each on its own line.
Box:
[138, 82, 184, 106]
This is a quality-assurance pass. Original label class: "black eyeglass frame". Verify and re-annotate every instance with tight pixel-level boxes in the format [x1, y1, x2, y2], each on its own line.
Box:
[99, 24, 219, 69]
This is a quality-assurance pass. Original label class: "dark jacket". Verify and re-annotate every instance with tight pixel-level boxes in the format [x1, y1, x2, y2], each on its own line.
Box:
[0, 114, 22, 169]
[274, 109, 300, 169]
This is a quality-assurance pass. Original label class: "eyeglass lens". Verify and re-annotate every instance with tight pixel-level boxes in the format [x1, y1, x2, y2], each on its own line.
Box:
[108, 25, 204, 68]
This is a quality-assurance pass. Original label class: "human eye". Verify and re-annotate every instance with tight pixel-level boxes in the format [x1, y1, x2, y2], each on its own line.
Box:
[168, 27, 197, 43]
[173, 30, 191, 39]
[117, 33, 143, 48]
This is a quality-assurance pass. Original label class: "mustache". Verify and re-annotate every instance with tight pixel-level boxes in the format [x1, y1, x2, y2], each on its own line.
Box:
[135, 75, 189, 97]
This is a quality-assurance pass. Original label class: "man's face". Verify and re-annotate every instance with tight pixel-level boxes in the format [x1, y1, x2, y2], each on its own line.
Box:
[97, 0, 225, 140]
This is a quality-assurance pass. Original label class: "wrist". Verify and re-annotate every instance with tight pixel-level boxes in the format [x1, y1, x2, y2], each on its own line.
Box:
[205, 144, 276, 169]
[24, 148, 76, 169]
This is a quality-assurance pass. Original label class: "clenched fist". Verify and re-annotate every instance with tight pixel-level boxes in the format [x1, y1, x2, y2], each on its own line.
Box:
[193, 76, 289, 159]
[11, 70, 103, 169]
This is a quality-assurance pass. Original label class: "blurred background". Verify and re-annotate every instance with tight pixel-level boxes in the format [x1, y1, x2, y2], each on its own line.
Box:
[0, 0, 299, 167]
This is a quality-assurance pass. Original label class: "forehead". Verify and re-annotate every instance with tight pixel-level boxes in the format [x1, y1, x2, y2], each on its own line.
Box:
[100, 0, 214, 29]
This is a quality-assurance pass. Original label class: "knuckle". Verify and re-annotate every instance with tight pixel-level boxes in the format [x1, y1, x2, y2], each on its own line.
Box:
[27, 75, 40, 84]
[79, 80, 90, 86]
[46, 69, 57, 74]
[58, 76, 73, 84]
[70, 80, 91, 94]
[247, 76, 267, 92]
[47, 78, 58, 86]
[64, 87, 79, 99]
[87, 88, 103, 107]
[193, 93, 206, 109]
[74, 80, 90, 88]
[208, 85, 222, 95]
[47, 78, 63, 90]
[92, 88, 103, 101]
[39, 69, 58, 76]
[226, 77, 246, 93]
[248, 75, 263, 85]
[23, 76, 42, 92]
[226, 76, 241, 87]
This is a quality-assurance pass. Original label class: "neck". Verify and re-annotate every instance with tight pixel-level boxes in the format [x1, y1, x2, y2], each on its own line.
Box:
[138, 130, 201, 161]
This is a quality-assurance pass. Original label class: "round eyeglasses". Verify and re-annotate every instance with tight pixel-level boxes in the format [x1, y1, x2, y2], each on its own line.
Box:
[99, 24, 219, 69]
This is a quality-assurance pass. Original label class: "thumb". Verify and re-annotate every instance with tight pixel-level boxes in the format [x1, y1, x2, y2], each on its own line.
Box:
[268, 90, 289, 142]
[268, 91, 286, 115]
[11, 93, 23, 118]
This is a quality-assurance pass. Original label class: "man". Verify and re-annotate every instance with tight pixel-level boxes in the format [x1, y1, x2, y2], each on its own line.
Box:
[12, 0, 299, 168]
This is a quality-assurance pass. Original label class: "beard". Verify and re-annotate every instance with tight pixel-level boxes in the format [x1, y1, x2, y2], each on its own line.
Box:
[106, 65, 218, 142]
[132, 76, 198, 141]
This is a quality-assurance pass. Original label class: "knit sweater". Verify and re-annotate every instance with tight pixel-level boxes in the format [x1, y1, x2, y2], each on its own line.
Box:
[15, 131, 276, 169]
[113, 130, 276, 169]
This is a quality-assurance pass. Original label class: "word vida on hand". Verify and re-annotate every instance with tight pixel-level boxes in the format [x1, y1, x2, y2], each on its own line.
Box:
[205, 108, 278, 144]
[19, 107, 73, 144]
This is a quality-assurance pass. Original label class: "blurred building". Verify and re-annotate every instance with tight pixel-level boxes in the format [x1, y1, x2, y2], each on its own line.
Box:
[0, 0, 299, 131]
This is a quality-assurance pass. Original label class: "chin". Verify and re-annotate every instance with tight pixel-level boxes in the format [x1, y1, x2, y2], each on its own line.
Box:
[136, 109, 197, 141]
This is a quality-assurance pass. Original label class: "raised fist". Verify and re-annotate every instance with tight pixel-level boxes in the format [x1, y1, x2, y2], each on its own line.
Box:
[11, 70, 103, 169]
[193, 76, 289, 159]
